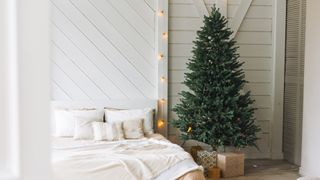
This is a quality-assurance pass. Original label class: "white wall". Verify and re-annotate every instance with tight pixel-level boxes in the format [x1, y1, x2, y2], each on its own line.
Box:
[168, 0, 283, 159]
[300, 0, 320, 176]
[50, 0, 284, 158]
[51, 0, 158, 100]
[50, 0, 170, 136]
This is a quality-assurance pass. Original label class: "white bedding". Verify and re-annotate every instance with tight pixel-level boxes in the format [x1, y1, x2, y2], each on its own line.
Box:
[52, 134, 202, 180]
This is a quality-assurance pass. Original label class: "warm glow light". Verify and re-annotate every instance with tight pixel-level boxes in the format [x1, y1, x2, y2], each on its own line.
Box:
[158, 10, 164, 16]
[158, 53, 164, 60]
[160, 76, 166, 82]
[162, 32, 168, 39]
[157, 119, 165, 128]
[187, 126, 192, 133]
[159, 98, 166, 103]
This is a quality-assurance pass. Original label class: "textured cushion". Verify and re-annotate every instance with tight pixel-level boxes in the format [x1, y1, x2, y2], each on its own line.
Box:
[196, 150, 217, 169]
[105, 108, 154, 135]
[92, 122, 124, 141]
[108, 122, 124, 141]
[73, 110, 104, 140]
[123, 118, 144, 139]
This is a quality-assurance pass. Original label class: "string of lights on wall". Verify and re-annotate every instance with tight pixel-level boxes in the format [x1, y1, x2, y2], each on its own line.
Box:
[157, 7, 168, 131]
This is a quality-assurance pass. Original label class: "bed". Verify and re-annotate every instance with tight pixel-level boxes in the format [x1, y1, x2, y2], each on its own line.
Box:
[51, 101, 205, 180]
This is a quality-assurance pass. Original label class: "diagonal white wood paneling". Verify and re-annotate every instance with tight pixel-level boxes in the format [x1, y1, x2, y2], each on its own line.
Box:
[145, 0, 157, 11]
[108, 0, 155, 48]
[52, 44, 109, 100]
[229, 0, 253, 38]
[52, 82, 72, 100]
[126, 0, 156, 29]
[192, 0, 209, 19]
[51, 0, 159, 100]
[51, 25, 131, 99]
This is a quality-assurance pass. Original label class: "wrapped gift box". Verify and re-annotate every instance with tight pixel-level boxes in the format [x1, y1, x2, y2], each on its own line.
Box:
[217, 153, 244, 178]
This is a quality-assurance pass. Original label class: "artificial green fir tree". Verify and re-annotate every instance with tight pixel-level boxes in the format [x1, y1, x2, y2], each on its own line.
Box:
[172, 7, 260, 151]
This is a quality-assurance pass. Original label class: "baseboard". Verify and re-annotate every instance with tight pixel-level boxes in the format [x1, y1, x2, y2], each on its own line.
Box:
[271, 152, 284, 160]
[299, 166, 320, 177]
[299, 166, 305, 176]
[244, 152, 271, 159]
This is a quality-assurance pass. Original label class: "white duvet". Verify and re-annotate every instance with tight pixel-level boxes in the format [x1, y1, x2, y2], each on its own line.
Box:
[52, 134, 202, 180]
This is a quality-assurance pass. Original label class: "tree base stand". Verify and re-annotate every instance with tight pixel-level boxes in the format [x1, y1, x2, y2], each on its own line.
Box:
[208, 167, 221, 179]
[217, 153, 244, 178]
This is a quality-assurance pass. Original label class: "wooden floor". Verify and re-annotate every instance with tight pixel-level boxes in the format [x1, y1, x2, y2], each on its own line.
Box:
[210, 160, 300, 180]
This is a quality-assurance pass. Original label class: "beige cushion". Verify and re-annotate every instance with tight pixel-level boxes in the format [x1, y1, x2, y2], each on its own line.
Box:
[122, 118, 144, 139]
[105, 108, 154, 135]
[108, 122, 124, 141]
[92, 122, 124, 141]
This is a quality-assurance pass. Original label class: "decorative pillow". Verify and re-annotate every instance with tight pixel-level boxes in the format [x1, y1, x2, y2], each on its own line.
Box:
[55, 107, 96, 111]
[196, 150, 217, 169]
[73, 110, 104, 140]
[54, 109, 74, 137]
[105, 108, 154, 135]
[92, 122, 108, 141]
[122, 118, 144, 139]
[107, 122, 124, 141]
[53, 108, 98, 137]
[91, 122, 124, 141]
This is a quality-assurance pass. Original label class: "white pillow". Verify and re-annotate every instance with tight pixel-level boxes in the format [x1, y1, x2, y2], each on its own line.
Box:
[122, 118, 144, 139]
[105, 108, 154, 135]
[92, 122, 124, 141]
[54, 109, 74, 137]
[92, 122, 107, 141]
[73, 110, 104, 140]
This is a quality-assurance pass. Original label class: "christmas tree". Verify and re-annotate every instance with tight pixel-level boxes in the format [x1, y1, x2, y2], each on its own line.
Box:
[171, 7, 260, 151]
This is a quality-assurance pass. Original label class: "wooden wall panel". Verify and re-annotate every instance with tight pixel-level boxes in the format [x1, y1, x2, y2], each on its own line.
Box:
[51, 0, 159, 100]
[168, 0, 274, 158]
[51, 0, 277, 158]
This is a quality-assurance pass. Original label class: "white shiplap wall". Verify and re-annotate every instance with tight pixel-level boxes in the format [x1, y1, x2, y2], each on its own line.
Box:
[168, 0, 274, 158]
[51, 0, 170, 137]
[51, 0, 158, 101]
[51, 0, 279, 158]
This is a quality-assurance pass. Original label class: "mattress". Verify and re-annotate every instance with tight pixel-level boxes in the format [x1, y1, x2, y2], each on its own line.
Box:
[52, 134, 204, 180]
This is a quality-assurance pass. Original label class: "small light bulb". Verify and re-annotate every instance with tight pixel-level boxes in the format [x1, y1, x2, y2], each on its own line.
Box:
[187, 126, 192, 133]
[162, 32, 168, 39]
[159, 98, 166, 103]
[160, 76, 166, 82]
[158, 54, 164, 60]
[158, 10, 164, 16]
[157, 119, 165, 128]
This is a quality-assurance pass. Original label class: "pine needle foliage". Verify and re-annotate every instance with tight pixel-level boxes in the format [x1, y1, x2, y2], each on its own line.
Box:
[171, 7, 260, 151]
